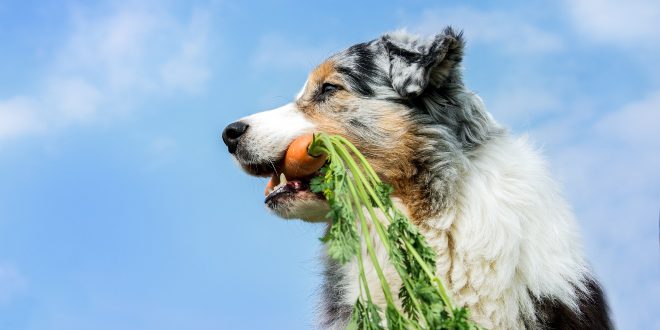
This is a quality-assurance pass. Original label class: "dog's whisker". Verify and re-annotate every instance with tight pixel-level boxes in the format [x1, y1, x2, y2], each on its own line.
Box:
[269, 160, 279, 176]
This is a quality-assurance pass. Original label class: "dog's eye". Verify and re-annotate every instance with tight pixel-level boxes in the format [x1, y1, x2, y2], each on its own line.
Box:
[321, 83, 339, 95]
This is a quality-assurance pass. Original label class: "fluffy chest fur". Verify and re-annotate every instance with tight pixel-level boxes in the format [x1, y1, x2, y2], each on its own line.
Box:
[319, 135, 603, 330]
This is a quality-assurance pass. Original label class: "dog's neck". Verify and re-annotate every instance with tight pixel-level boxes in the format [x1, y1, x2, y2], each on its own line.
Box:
[393, 87, 504, 222]
[392, 169, 461, 222]
[392, 130, 499, 223]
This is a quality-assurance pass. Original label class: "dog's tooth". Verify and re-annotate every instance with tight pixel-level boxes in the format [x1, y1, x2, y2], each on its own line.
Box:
[280, 173, 287, 185]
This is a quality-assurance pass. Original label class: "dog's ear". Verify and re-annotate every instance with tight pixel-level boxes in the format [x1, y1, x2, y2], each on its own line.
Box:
[382, 27, 464, 98]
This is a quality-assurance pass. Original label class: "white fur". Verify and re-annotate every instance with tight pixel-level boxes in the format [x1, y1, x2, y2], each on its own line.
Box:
[239, 102, 316, 162]
[271, 194, 329, 222]
[295, 80, 308, 100]
[432, 135, 588, 328]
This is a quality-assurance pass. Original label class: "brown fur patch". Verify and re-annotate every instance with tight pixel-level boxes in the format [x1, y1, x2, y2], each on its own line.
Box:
[297, 60, 352, 115]
[314, 105, 436, 221]
[310, 60, 336, 85]
[297, 60, 442, 223]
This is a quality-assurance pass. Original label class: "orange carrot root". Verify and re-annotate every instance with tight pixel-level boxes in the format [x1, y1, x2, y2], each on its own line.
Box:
[282, 134, 327, 178]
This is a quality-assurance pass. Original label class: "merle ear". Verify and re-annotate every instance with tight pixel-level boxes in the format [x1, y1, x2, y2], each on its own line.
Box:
[382, 27, 464, 98]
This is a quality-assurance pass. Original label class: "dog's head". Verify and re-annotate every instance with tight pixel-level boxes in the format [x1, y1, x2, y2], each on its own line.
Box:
[223, 28, 497, 222]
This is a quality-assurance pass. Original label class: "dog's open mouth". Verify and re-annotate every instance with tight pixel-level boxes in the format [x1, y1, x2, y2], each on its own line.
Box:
[237, 153, 327, 211]
[235, 134, 330, 217]
[264, 172, 320, 204]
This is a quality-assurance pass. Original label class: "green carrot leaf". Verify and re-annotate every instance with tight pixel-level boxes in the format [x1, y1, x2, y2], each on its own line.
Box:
[308, 132, 477, 330]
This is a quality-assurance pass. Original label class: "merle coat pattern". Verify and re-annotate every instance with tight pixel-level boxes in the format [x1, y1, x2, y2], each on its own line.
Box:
[223, 27, 613, 329]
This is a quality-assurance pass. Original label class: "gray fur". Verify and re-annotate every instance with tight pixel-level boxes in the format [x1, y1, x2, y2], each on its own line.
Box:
[318, 256, 353, 330]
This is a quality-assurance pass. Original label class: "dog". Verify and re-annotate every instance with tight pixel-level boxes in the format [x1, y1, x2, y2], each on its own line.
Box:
[222, 28, 612, 329]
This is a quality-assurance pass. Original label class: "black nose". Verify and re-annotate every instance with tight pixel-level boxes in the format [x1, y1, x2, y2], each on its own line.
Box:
[222, 121, 249, 154]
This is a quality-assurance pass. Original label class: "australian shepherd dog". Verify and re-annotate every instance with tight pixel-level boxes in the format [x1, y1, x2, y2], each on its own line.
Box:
[222, 28, 612, 329]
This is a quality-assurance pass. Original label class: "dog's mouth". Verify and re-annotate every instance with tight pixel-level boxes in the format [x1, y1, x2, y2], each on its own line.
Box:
[264, 171, 322, 204]
[238, 156, 326, 207]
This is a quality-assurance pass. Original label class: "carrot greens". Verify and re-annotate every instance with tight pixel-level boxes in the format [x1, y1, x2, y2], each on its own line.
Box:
[308, 133, 477, 330]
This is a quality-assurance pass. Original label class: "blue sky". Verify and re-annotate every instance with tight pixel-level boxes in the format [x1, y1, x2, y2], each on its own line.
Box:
[0, 0, 658, 329]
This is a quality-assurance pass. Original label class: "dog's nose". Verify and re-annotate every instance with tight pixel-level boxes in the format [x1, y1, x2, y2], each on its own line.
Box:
[222, 121, 249, 154]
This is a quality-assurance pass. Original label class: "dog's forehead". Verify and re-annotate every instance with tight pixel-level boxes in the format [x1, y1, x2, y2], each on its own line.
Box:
[334, 39, 382, 61]
[309, 60, 337, 84]
[295, 60, 338, 100]
[295, 38, 396, 101]
[331, 40, 385, 73]
[313, 40, 389, 98]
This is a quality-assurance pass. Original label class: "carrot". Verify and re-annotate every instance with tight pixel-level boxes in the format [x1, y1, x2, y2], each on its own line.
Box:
[282, 134, 327, 178]
[264, 134, 327, 196]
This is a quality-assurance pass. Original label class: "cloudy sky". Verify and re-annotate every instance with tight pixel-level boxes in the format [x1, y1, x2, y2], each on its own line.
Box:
[0, 0, 658, 329]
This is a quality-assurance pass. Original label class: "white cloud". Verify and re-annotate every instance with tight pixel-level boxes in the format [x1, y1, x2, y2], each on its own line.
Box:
[0, 4, 212, 142]
[488, 85, 563, 127]
[0, 263, 27, 305]
[160, 11, 211, 94]
[252, 34, 338, 72]
[566, 0, 660, 47]
[593, 91, 660, 147]
[408, 7, 564, 55]
[45, 77, 103, 123]
[144, 136, 179, 170]
[0, 97, 44, 140]
[56, 5, 212, 100]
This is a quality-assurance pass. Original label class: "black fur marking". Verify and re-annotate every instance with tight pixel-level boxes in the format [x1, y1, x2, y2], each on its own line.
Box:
[386, 45, 424, 63]
[384, 96, 415, 107]
[345, 43, 378, 74]
[410, 83, 500, 151]
[336, 66, 374, 97]
[533, 278, 613, 330]
[334, 42, 384, 97]
[431, 27, 466, 86]
[348, 118, 369, 130]
[318, 257, 352, 329]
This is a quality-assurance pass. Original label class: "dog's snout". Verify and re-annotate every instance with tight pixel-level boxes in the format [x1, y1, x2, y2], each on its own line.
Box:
[222, 121, 249, 154]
